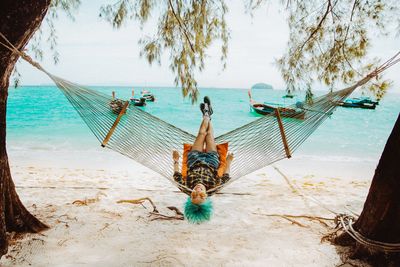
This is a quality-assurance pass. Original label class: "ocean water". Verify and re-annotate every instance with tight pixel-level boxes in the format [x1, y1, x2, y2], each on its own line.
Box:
[6, 86, 400, 165]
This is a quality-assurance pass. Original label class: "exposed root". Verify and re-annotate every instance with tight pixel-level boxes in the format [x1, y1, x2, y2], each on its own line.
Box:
[283, 214, 334, 227]
[254, 212, 335, 228]
[57, 239, 70, 246]
[72, 192, 107, 206]
[322, 227, 343, 243]
[99, 223, 111, 232]
[254, 213, 307, 228]
[117, 197, 184, 221]
[140, 254, 184, 266]
[117, 197, 159, 213]
[167, 206, 184, 216]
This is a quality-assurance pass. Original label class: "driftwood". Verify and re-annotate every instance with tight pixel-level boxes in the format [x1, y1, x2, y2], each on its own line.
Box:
[72, 192, 106, 206]
[254, 212, 334, 228]
[117, 197, 184, 221]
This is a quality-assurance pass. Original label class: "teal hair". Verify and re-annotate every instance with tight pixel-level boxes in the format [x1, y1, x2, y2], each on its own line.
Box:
[184, 197, 213, 224]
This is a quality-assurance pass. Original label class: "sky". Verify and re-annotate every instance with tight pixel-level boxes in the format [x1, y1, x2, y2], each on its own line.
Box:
[16, 1, 400, 91]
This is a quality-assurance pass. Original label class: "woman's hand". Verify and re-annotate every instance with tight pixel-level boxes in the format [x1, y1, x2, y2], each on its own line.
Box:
[223, 152, 234, 175]
[173, 150, 180, 161]
[226, 152, 234, 163]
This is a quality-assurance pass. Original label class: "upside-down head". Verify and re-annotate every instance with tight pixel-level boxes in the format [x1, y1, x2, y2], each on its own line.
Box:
[190, 183, 207, 204]
[184, 184, 213, 223]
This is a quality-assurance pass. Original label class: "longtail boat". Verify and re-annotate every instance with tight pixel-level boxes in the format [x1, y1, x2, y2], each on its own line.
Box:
[248, 89, 305, 119]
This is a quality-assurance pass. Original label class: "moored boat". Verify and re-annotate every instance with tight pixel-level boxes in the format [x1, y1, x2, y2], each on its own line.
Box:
[282, 93, 295, 99]
[350, 96, 379, 105]
[251, 103, 305, 119]
[141, 90, 156, 102]
[109, 91, 127, 114]
[130, 88, 147, 106]
[248, 89, 305, 119]
[337, 97, 378, 109]
[130, 97, 146, 107]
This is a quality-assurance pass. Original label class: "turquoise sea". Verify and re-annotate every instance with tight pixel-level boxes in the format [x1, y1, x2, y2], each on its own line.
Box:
[6, 86, 400, 165]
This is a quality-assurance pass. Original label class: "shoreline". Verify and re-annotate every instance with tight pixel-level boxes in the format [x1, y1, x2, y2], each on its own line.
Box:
[2, 149, 374, 266]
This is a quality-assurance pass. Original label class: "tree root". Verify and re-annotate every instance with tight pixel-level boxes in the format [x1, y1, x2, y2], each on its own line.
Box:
[334, 231, 356, 246]
[322, 227, 343, 243]
[117, 197, 184, 221]
[254, 213, 334, 228]
[265, 214, 308, 228]
[72, 192, 106, 206]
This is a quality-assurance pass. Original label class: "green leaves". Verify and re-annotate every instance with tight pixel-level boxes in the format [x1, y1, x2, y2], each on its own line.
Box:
[11, 0, 81, 86]
[19, 0, 397, 102]
[35, 0, 81, 64]
[368, 80, 392, 101]
[276, 0, 399, 98]
[100, 0, 229, 102]
[100, 0, 137, 28]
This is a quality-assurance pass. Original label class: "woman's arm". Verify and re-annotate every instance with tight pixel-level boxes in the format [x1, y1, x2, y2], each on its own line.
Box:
[172, 150, 184, 185]
[220, 153, 233, 184]
[220, 153, 234, 184]
[173, 150, 180, 173]
[224, 153, 234, 175]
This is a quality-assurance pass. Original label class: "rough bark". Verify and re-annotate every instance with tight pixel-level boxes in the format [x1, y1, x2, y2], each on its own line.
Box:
[0, 0, 51, 258]
[335, 114, 400, 265]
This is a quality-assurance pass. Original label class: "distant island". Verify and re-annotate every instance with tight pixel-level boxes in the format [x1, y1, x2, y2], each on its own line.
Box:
[251, 83, 273, 89]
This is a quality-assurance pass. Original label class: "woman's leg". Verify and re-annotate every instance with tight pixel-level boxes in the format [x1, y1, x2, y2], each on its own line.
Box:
[205, 119, 217, 152]
[191, 116, 210, 151]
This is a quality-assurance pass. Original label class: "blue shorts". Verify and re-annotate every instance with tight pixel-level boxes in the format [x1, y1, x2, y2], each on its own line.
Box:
[187, 150, 220, 169]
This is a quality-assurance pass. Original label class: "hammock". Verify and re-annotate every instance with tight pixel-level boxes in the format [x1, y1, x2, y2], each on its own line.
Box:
[1, 33, 399, 193]
[30, 71, 391, 194]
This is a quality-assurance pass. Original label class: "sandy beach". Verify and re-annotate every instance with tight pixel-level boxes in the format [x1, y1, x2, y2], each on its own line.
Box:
[2, 148, 373, 267]
[5, 85, 395, 267]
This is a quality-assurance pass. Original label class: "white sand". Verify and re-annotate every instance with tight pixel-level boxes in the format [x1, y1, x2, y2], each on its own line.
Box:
[2, 148, 374, 266]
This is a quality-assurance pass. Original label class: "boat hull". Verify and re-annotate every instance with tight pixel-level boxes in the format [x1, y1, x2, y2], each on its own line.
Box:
[251, 103, 305, 119]
[337, 102, 376, 109]
[130, 98, 146, 107]
[142, 94, 155, 102]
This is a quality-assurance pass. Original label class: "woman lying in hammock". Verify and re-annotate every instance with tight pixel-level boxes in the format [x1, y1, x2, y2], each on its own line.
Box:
[172, 97, 234, 223]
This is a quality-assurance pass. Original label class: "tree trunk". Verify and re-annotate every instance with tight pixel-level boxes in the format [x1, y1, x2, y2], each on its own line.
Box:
[335, 113, 400, 265]
[0, 0, 51, 258]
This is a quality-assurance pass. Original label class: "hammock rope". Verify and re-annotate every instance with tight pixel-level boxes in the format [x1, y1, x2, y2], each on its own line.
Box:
[1, 32, 399, 194]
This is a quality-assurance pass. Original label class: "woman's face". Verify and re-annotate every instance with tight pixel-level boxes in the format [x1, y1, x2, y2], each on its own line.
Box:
[191, 183, 207, 204]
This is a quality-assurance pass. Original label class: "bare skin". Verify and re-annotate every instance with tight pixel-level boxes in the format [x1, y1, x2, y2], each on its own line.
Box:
[205, 118, 217, 152]
[191, 116, 210, 152]
[225, 153, 234, 174]
[173, 150, 180, 173]
[190, 184, 207, 204]
[172, 116, 234, 204]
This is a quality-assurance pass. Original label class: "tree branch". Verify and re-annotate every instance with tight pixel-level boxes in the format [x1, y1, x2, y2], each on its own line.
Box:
[341, 0, 362, 76]
[297, 0, 332, 53]
[168, 0, 195, 53]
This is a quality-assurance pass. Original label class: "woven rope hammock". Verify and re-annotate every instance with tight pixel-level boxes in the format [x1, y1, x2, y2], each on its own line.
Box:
[1, 32, 399, 193]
